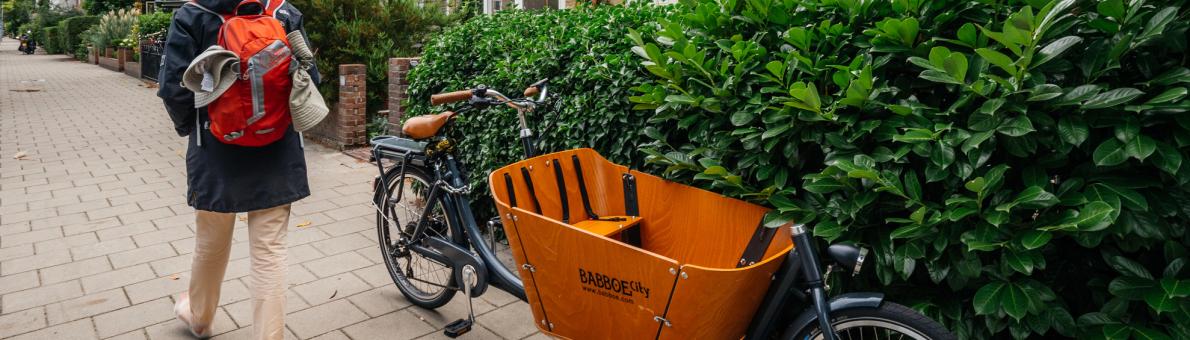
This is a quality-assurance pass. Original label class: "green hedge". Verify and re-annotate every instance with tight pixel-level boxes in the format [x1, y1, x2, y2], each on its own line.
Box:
[291, 0, 460, 135]
[137, 11, 172, 42]
[631, 0, 1190, 338]
[59, 16, 99, 60]
[405, 4, 672, 213]
[41, 27, 61, 54]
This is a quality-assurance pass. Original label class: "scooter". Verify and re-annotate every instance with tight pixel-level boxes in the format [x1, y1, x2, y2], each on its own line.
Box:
[18, 35, 36, 54]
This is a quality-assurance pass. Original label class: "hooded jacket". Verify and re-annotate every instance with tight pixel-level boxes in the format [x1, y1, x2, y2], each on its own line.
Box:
[157, 0, 320, 213]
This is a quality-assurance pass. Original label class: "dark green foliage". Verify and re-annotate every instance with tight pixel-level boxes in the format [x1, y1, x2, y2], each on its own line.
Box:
[405, 4, 672, 213]
[41, 27, 60, 53]
[630, 0, 1190, 338]
[138, 11, 172, 42]
[83, 0, 135, 15]
[290, 0, 459, 131]
[59, 15, 99, 60]
[3, 0, 36, 35]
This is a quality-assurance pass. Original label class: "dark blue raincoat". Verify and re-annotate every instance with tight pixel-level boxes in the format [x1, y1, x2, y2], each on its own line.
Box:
[157, 0, 320, 213]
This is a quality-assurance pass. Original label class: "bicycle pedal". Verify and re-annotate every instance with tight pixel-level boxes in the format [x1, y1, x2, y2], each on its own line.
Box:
[443, 318, 473, 338]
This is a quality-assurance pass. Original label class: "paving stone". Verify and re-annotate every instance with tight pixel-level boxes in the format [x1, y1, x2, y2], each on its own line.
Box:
[144, 307, 235, 340]
[121, 208, 176, 226]
[149, 254, 191, 277]
[307, 330, 351, 340]
[347, 285, 413, 317]
[311, 233, 372, 255]
[0, 221, 31, 237]
[407, 295, 496, 329]
[106, 330, 150, 340]
[123, 272, 189, 304]
[479, 286, 521, 308]
[343, 310, 436, 340]
[1, 248, 72, 275]
[131, 226, 193, 248]
[286, 299, 369, 339]
[2, 280, 83, 312]
[352, 264, 394, 288]
[71, 237, 137, 260]
[169, 237, 195, 255]
[324, 205, 372, 222]
[87, 203, 142, 222]
[302, 251, 372, 278]
[292, 272, 371, 306]
[287, 265, 318, 286]
[223, 290, 308, 328]
[0, 270, 39, 295]
[287, 227, 330, 247]
[93, 298, 176, 338]
[1, 227, 62, 248]
[57, 198, 113, 216]
[287, 243, 324, 264]
[415, 324, 501, 340]
[41, 256, 112, 284]
[209, 326, 299, 340]
[0, 244, 34, 262]
[7, 319, 97, 340]
[475, 300, 538, 340]
[81, 264, 155, 294]
[62, 217, 123, 236]
[0, 307, 46, 338]
[109, 243, 177, 268]
[45, 288, 130, 325]
[35, 232, 100, 255]
[97, 222, 158, 242]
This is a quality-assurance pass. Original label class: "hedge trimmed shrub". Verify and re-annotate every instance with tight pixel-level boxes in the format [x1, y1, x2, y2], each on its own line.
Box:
[291, 0, 459, 133]
[59, 15, 99, 60]
[41, 27, 60, 53]
[137, 11, 172, 42]
[630, 0, 1189, 338]
[405, 4, 672, 211]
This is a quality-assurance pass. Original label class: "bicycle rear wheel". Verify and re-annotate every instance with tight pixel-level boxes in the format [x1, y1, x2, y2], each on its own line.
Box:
[791, 302, 956, 340]
[376, 166, 457, 309]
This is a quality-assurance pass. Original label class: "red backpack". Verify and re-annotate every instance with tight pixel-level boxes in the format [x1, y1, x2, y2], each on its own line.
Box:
[191, 0, 293, 146]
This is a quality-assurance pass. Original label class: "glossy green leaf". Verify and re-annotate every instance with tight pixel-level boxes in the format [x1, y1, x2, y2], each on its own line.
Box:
[1075, 201, 1115, 231]
[1093, 139, 1129, 166]
[1125, 135, 1157, 162]
[1082, 88, 1144, 109]
[973, 281, 1006, 315]
[976, 48, 1016, 76]
[1161, 278, 1190, 297]
[1020, 230, 1052, 250]
[1153, 142, 1184, 174]
[1145, 87, 1187, 104]
[1108, 276, 1155, 299]
[998, 116, 1035, 137]
[1032, 36, 1082, 68]
[1057, 116, 1089, 146]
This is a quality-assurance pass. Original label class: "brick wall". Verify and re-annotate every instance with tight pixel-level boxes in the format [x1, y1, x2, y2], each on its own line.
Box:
[387, 57, 419, 131]
[305, 64, 368, 149]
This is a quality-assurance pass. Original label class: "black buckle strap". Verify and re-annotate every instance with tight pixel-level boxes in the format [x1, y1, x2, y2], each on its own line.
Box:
[520, 167, 542, 214]
[571, 155, 599, 220]
[551, 159, 569, 224]
[737, 218, 777, 268]
[503, 173, 517, 208]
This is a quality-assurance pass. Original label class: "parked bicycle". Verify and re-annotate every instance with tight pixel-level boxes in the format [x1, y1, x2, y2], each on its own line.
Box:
[369, 80, 955, 339]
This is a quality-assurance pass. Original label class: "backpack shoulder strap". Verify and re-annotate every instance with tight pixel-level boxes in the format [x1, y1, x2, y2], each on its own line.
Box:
[264, 0, 286, 18]
[185, 1, 231, 23]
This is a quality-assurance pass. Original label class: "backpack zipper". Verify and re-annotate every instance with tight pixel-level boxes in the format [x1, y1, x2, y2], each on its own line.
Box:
[248, 60, 264, 125]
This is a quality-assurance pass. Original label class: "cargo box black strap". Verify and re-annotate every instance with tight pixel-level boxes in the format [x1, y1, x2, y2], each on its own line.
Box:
[571, 155, 599, 220]
[520, 167, 542, 214]
[503, 173, 517, 208]
[737, 219, 777, 268]
[622, 173, 639, 216]
[551, 159, 570, 224]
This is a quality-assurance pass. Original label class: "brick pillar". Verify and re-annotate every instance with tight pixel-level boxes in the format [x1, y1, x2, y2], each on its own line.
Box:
[117, 48, 127, 72]
[306, 64, 368, 149]
[387, 57, 419, 128]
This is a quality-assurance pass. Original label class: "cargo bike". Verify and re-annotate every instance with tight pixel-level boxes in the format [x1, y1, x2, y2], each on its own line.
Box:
[369, 81, 953, 339]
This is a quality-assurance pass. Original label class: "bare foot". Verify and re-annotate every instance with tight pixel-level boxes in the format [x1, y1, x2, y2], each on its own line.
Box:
[174, 292, 212, 339]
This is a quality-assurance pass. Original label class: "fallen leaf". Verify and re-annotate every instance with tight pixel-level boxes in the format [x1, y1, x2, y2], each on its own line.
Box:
[296, 221, 312, 228]
[12, 151, 28, 159]
[328, 290, 338, 299]
[168, 274, 180, 280]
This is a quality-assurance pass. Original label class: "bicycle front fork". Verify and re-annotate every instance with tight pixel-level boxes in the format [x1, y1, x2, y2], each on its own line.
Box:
[791, 224, 840, 340]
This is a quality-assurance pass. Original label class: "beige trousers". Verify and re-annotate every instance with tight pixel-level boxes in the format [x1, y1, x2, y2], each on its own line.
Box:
[192, 205, 290, 340]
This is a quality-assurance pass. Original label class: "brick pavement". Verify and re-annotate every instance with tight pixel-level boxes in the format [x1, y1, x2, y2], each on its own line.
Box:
[0, 40, 540, 340]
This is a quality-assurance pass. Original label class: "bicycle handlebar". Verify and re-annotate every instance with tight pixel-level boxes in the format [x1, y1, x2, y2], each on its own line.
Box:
[430, 90, 472, 105]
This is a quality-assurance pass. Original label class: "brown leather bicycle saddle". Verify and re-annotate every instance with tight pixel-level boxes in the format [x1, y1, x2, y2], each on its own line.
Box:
[402, 111, 455, 139]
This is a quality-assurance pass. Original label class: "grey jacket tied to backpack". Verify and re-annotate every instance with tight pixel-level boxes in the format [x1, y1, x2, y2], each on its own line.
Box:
[157, 0, 321, 213]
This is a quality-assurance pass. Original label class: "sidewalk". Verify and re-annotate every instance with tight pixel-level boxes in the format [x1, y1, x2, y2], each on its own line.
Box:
[0, 39, 538, 340]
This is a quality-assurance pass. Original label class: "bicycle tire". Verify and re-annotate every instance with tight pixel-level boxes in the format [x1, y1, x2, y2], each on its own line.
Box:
[376, 165, 457, 309]
[789, 301, 956, 340]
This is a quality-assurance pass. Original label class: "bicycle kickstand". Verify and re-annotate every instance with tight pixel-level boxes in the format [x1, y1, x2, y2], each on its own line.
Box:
[444, 266, 478, 338]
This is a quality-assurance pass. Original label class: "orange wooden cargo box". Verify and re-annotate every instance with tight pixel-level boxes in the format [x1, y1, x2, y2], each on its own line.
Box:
[490, 149, 793, 339]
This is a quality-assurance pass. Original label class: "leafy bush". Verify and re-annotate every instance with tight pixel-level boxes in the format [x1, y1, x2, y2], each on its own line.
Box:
[137, 11, 171, 43]
[83, 0, 135, 15]
[405, 4, 672, 212]
[629, 0, 1190, 338]
[2, 0, 36, 35]
[59, 15, 99, 60]
[41, 27, 60, 53]
[291, 0, 460, 128]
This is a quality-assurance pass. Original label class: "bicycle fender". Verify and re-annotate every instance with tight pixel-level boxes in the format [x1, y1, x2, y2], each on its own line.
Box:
[779, 292, 885, 340]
